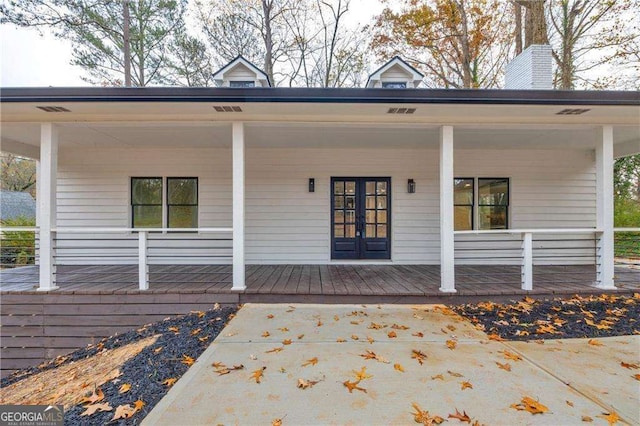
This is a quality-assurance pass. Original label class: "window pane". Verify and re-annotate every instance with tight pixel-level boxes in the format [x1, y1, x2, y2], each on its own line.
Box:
[345, 196, 356, 209]
[168, 178, 197, 204]
[376, 181, 387, 195]
[366, 182, 375, 195]
[345, 181, 356, 194]
[334, 196, 344, 209]
[168, 206, 198, 228]
[366, 210, 376, 223]
[479, 206, 508, 230]
[133, 205, 162, 228]
[334, 210, 344, 223]
[345, 210, 356, 223]
[377, 210, 387, 224]
[345, 225, 356, 238]
[377, 224, 387, 238]
[132, 178, 162, 205]
[377, 196, 387, 209]
[334, 225, 344, 238]
[479, 178, 508, 206]
[382, 82, 406, 88]
[366, 224, 376, 238]
[454, 178, 473, 205]
[334, 181, 344, 195]
[366, 196, 376, 209]
[454, 206, 473, 231]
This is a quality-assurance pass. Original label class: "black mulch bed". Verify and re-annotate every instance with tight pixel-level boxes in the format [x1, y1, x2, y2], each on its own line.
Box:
[451, 293, 640, 341]
[1, 305, 238, 425]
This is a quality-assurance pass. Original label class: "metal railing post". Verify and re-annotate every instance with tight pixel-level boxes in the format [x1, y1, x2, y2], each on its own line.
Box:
[138, 231, 149, 290]
[521, 232, 533, 291]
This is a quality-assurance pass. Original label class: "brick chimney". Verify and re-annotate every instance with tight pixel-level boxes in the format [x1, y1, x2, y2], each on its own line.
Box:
[505, 44, 553, 90]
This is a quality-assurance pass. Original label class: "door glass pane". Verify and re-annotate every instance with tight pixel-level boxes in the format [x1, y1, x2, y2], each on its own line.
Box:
[334, 225, 344, 237]
[345, 210, 356, 223]
[454, 206, 472, 231]
[132, 205, 162, 228]
[132, 178, 162, 204]
[479, 178, 508, 206]
[479, 206, 507, 230]
[366, 210, 376, 223]
[377, 224, 387, 238]
[345, 196, 356, 209]
[366, 181, 375, 195]
[334, 196, 344, 209]
[168, 206, 197, 228]
[366, 224, 376, 238]
[334, 210, 344, 223]
[376, 181, 387, 195]
[334, 181, 344, 195]
[377, 210, 387, 224]
[345, 225, 356, 238]
[454, 178, 473, 205]
[366, 196, 376, 209]
[345, 181, 356, 194]
[377, 196, 387, 209]
[168, 178, 197, 204]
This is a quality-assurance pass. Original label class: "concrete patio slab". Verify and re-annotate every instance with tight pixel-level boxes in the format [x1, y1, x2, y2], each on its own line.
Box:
[143, 304, 639, 425]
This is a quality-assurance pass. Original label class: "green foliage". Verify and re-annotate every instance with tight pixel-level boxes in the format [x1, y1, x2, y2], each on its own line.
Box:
[614, 198, 640, 258]
[0, 217, 36, 267]
[614, 154, 640, 200]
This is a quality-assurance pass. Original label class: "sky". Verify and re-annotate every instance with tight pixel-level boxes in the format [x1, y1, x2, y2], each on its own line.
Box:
[0, 0, 384, 87]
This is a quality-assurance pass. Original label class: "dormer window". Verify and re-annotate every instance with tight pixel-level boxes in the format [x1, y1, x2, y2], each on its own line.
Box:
[366, 56, 424, 89]
[229, 81, 256, 88]
[382, 82, 407, 89]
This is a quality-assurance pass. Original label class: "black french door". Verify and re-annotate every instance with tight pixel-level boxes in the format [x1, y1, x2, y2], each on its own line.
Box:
[331, 177, 391, 260]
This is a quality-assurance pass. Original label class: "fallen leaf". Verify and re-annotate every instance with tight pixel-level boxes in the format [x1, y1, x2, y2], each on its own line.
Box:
[500, 350, 522, 361]
[510, 396, 548, 415]
[334, 315, 340, 321]
[302, 357, 318, 367]
[582, 416, 593, 422]
[81, 403, 112, 416]
[272, 418, 283, 426]
[588, 339, 604, 346]
[251, 366, 266, 383]
[81, 388, 104, 404]
[214, 364, 244, 375]
[446, 340, 457, 350]
[597, 412, 620, 425]
[448, 408, 471, 423]
[118, 383, 131, 394]
[112, 404, 137, 420]
[262, 331, 271, 338]
[134, 400, 145, 411]
[411, 350, 427, 365]
[278, 327, 290, 332]
[297, 334, 304, 340]
[460, 381, 473, 390]
[431, 374, 444, 380]
[352, 366, 373, 381]
[391, 323, 410, 330]
[168, 326, 179, 333]
[336, 338, 346, 343]
[267, 314, 274, 319]
[282, 339, 292, 345]
[447, 370, 463, 378]
[621, 361, 639, 369]
[412, 332, 424, 338]
[368, 322, 386, 329]
[367, 336, 375, 344]
[566, 400, 574, 407]
[198, 336, 209, 343]
[153, 347, 163, 354]
[191, 310, 205, 318]
[317, 320, 323, 327]
[388, 331, 397, 338]
[162, 378, 177, 386]
[633, 374, 640, 381]
[297, 378, 319, 389]
[496, 362, 511, 372]
[412, 403, 445, 425]
[351, 335, 359, 340]
[394, 363, 405, 372]
[266, 347, 284, 353]
[190, 328, 202, 336]
[182, 355, 195, 366]
[360, 350, 390, 364]
[488, 334, 504, 341]
[343, 380, 367, 393]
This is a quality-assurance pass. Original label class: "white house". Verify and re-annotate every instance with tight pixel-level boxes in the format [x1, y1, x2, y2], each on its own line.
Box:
[1, 53, 639, 295]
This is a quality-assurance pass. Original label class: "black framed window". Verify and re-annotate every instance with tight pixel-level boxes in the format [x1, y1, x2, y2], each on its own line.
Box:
[382, 82, 406, 88]
[478, 178, 509, 230]
[167, 178, 198, 228]
[131, 177, 162, 228]
[229, 81, 255, 88]
[454, 178, 474, 231]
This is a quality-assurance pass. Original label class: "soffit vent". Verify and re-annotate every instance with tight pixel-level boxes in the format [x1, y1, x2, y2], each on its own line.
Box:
[556, 108, 590, 115]
[36, 106, 71, 112]
[387, 107, 416, 114]
[213, 106, 243, 112]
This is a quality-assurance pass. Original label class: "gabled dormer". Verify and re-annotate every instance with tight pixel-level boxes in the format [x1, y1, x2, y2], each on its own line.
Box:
[366, 56, 424, 88]
[212, 56, 271, 88]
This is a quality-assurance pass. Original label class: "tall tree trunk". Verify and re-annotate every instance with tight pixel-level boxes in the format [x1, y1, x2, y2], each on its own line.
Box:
[514, 1, 523, 54]
[123, 0, 131, 86]
[262, 0, 275, 85]
[457, 1, 473, 88]
[517, 0, 548, 47]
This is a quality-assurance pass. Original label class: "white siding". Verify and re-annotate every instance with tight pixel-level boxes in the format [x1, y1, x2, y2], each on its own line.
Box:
[55, 146, 596, 265]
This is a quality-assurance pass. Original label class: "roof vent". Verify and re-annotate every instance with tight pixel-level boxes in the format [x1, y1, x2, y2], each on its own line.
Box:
[556, 108, 590, 115]
[36, 106, 70, 112]
[387, 107, 416, 114]
[213, 106, 243, 112]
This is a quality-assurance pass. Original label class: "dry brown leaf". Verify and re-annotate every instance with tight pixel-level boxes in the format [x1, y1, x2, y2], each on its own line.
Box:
[181, 355, 195, 366]
[446, 340, 457, 350]
[582, 416, 593, 422]
[272, 418, 283, 426]
[510, 396, 548, 415]
[447, 370, 463, 377]
[336, 338, 346, 343]
[278, 327, 290, 332]
[448, 408, 471, 423]
[367, 336, 375, 344]
[297, 378, 319, 390]
[621, 361, 639, 369]
[388, 331, 398, 338]
[352, 366, 373, 381]
[334, 315, 340, 321]
[460, 381, 473, 390]
[317, 320, 323, 327]
[302, 357, 318, 367]
[112, 404, 137, 420]
[351, 335, 359, 340]
[134, 400, 145, 411]
[588, 339, 603, 346]
[118, 383, 131, 394]
[633, 374, 640, 381]
[368, 322, 386, 329]
[80, 403, 112, 416]
[412, 332, 424, 338]
[153, 347, 163, 354]
[262, 331, 271, 338]
[198, 336, 209, 343]
[214, 364, 244, 376]
[500, 350, 522, 361]
[412, 403, 445, 425]
[394, 363, 405, 373]
[190, 328, 202, 336]
[431, 374, 444, 380]
[297, 334, 304, 340]
[266, 347, 284, 354]
[343, 380, 367, 393]
[360, 350, 390, 364]
[391, 323, 410, 330]
[81, 388, 104, 405]
[282, 339, 292, 345]
[168, 326, 179, 333]
[267, 314, 274, 319]
[251, 367, 266, 384]
[162, 378, 177, 387]
[191, 310, 205, 318]
[566, 400, 574, 407]
[597, 412, 620, 425]
[411, 350, 427, 365]
[487, 334, 504, 341]
[496, 362, 511, 372]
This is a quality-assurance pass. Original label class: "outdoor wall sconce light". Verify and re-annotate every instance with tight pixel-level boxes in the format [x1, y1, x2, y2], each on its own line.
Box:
[408, 179, 416, 193]
[309, 178, 315, 192]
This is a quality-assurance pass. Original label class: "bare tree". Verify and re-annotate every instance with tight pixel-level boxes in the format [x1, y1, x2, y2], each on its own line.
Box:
[0, 153, 36, 197]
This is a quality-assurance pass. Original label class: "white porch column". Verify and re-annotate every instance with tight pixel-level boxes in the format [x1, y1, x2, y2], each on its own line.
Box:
[38, 123, 58, 291]
[595, 125, 615, 289]
[439, 125, 456, 292]
[232, 122, 246, 290]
